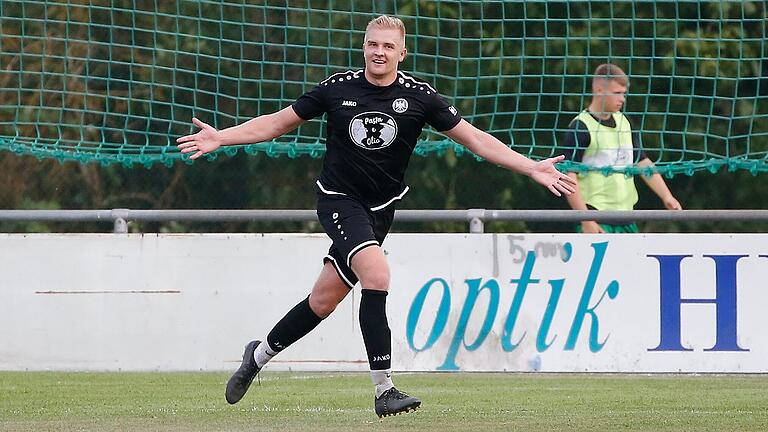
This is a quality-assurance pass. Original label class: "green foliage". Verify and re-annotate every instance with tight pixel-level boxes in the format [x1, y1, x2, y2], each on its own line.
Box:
[4, 148, 768, 233]
[0, 1, 766, 173]
[0, 2, 766, 230]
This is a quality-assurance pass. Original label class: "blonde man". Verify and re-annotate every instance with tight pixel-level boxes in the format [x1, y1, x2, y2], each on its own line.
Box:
[562, 63, 682, 233]
[178, 15, 574, 417]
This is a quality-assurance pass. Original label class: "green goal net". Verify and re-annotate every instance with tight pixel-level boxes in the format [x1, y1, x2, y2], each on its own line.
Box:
[0, 1, 766, 175]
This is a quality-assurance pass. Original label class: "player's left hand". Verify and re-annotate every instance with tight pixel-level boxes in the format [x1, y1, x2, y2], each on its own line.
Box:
[530, 155, 577, 197]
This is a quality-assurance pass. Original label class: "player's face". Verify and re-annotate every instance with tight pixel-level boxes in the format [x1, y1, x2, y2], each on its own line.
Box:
[363, 27, 406, 81]
[594, 80, 627, 112]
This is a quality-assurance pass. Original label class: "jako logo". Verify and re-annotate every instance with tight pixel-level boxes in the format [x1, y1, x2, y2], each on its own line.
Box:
[342, 100, 357, 107]
[373, 355, 391, 362]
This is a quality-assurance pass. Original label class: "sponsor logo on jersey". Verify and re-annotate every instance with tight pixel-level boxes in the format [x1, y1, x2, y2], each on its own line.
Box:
[348, 111, 398, 150]
[392, 98, 408, 113]
[342, 100, 357, 107]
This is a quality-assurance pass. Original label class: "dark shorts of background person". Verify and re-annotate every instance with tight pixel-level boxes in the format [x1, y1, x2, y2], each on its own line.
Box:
[574, 222, 639, 233]
[316, 191, 395, 288]
[573, 204, 639, 233]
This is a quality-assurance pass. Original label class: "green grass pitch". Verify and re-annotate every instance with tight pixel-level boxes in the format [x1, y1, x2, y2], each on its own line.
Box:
[1, 372, 766, 431]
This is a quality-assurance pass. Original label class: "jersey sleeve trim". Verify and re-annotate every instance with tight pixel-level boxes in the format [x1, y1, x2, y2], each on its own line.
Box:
[434, 115, 462, 133]
[291, 104, 313, 121]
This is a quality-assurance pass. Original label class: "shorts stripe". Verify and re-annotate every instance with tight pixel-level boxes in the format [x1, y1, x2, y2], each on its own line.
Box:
[325, 254, 355, 289]
[346, 240, 379, 267]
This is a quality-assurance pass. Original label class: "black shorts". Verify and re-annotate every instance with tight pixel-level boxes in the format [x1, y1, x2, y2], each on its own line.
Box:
[316, 193, 395, 288]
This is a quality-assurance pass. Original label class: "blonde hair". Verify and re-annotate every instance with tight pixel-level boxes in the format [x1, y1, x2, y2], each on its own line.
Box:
[365, 15, 406, 45]
[593, 63, 629, 87]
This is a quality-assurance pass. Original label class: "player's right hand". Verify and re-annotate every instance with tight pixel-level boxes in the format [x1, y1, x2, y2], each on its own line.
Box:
[176, 117, 222, 160]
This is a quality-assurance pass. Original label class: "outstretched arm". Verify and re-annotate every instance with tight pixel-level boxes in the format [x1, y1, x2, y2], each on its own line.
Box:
[176, 106, 305, 160]
[637, 158, 682, 210]
[442, 119, 576, 196]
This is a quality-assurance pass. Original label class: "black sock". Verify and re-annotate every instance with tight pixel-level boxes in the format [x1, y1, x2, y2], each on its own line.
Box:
[266, 296, 323, 353]
[359, 289, 391, 370]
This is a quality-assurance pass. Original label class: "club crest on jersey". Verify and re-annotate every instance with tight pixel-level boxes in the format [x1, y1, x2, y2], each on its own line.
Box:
[348, 111, 398, 150]
[392, 98, 408, 113]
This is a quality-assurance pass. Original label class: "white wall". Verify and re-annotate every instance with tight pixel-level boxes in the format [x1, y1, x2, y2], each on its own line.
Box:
[0, 233, 765, 372]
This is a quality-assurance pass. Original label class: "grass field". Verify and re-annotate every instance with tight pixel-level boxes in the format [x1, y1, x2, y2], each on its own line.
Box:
[1, 372, 766, 431]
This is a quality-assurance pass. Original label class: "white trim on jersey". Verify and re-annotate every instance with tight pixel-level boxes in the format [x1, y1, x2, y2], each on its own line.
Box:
[347, 240, 380, 267]
[396, 71, 438, 94]
[369, 186, 410, 212]
[320, 69, 363, 86]
[316, 180, 347, 196]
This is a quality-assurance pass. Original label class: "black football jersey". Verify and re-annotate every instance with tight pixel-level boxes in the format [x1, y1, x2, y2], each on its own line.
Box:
[292, 70, 462, 210]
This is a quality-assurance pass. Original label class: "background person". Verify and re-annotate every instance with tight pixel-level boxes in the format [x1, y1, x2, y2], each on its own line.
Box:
[562, 63, 682, 233]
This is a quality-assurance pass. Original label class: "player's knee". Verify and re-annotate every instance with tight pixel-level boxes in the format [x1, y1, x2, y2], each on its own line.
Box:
[359, 268, 390, 291]
[309, 293, 338, 318]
